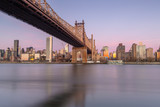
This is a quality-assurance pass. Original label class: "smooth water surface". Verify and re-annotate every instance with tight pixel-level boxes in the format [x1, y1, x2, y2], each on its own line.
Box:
[0, 64, 160, 107]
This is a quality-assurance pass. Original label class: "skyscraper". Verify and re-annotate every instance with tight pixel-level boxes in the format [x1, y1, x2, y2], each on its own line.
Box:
[155, 47, 160, 61]
[65, 44, 69, 53]
[146, 48, 154, 61]
[21, 48, 25, 53]
[101, 46, 109, 58]
[5, 48, 11, 61]
[18, 46, 21, 57]
[14, 40, 19, 57]
[136, 42, 146, 61]
[0, 49, 5, 60]
[116, 43, 125, 61]
[131, 43, 137, 61]
[46, 36, 53, 62]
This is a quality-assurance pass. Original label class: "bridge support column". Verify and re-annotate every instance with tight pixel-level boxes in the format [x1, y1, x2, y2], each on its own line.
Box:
[72, 47, 87, 63]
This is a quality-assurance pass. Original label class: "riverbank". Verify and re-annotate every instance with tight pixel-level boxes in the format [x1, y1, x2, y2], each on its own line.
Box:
[124, 62, 160, 65]
[1, 61, 160, 65]
[0, 61, 72, 64]
[0, 61, 103, 64]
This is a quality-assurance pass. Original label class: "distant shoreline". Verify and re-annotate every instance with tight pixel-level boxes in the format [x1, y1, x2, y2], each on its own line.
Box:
[124, 62, 160, 65]
[0, 61, 160, 65]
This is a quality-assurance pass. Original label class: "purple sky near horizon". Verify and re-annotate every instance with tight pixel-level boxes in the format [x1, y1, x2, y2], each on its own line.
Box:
[0, 0, 160, 52]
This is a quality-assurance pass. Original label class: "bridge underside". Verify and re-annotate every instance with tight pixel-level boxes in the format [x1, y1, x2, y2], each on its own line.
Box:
[0, 0, 92, 53]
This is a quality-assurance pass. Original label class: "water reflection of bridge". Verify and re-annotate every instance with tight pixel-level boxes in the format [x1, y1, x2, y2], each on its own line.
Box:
[38, 65, 87, 107]
[40, 85, 86, 107]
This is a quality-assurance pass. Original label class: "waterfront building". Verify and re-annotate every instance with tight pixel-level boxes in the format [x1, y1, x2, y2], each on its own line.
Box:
[131, 43, 137, 61]
[14, 40, 19, 57]
[136, 42, 146, 61]
[60, 49, 65, 55]
[146, 48, 154, 61]
[46, 36, 53, 62]
[8, 48, 12, 60]
[156, 52, 160, 61]
[109, 52, 113, 59]
[65, 44, 69, 53]
[96, 53, 101, 61]
[158, 47, 160, 52]
[11, 49, 14, 62]
[113, 51, 116, 59]
[116, 43, 125, 61]
[26, 47, 33, 54]
[5, 48, 11, 61]
[33, 49, 36, 56]
[125, 52, 131, 62]
[21, 48, 25, 53]
[40, 54, 46, 61]
[18, 46, 21, 57]
[42, 49, 46, 54]
[21, 53, 29, 61]
[0, 49, 5, 59]
[101, 46, 109, 59]
[35, 53, 40, 60]
[155, 47, 160, 61]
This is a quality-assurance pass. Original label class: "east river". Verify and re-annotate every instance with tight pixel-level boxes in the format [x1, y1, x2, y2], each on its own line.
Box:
[0, 64, 160, 107]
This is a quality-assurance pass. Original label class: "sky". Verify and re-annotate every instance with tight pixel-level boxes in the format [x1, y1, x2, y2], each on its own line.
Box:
[0, 0, 160, 52]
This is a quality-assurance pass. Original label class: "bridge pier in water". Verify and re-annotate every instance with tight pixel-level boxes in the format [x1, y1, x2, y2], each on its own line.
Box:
[72, 47, 87, 63]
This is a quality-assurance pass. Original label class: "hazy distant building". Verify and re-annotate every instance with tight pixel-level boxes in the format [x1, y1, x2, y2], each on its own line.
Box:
[109, 52, 113, 59]
[11, 49, 14, 62]
[155, 47, 160, 61]
[65, 44, 69, 53]
[131, 43, 137, 61]
[125, 52, 131, 62]
[26, 47, 33, 53]
[0, 49, 5, 58]
[60, 49, 65, 55]
[21, 48, 25, 53]
[146, 48, 154, 61]
[5, 48, 11, 61]
[14, 40, 19, 57]
[46, 36, 53, 62]
[109, 52, 116, 60]
[136, 42, 146, 61]
[21, 53, 29, 61]
[101, 46, 109, 59]
[18, 46, 21, 57]
[35, 53, 40, 60]
[113, 51, 116, 59]
[116, 43, 125, 61]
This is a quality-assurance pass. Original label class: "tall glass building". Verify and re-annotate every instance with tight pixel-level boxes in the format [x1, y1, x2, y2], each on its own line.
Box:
[14, 40, 19, 57]
[46, 36, 53, 62]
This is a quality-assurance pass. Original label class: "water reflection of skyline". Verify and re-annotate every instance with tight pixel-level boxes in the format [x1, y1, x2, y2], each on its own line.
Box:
[0, 64, 160, 107]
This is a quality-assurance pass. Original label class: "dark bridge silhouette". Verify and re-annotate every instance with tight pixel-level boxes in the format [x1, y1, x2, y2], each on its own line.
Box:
[0, 0, 96, 63]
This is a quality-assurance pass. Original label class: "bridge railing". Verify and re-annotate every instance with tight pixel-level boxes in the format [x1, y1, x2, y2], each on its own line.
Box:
[27, 0, 91, 49]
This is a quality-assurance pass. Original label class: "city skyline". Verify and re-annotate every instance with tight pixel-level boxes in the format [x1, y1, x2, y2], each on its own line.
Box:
[0, 0, 160, 52]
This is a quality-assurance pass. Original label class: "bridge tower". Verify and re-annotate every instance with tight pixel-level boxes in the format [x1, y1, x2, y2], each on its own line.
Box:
[72, 21, 95, 63]
[72, 20, 87, 63]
